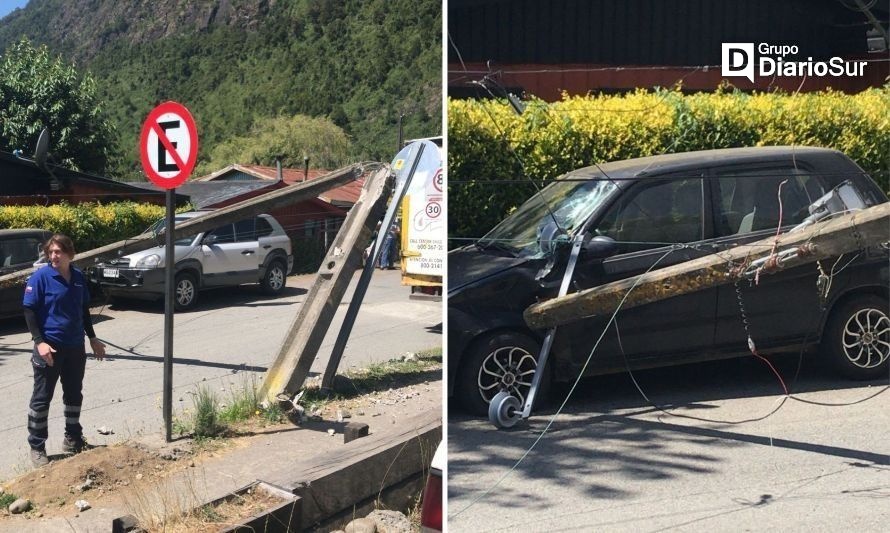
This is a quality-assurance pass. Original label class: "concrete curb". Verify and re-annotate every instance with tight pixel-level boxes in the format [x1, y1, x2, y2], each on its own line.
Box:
[263, 410, 441, 530]
[111, 410, 441, 531]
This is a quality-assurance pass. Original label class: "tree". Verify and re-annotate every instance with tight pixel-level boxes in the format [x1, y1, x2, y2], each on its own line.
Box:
[0, 38, 116, 174]
[197, 114, 351, 175]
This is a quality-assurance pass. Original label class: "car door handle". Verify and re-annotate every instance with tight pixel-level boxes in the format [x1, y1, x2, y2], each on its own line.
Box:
[241, 251, 255, 255]
[262, 244, 271, 249]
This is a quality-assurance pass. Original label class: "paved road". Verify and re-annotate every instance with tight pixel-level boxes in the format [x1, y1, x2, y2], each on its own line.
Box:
[448, 356, 890, 532]
[0, 269, 441, 480]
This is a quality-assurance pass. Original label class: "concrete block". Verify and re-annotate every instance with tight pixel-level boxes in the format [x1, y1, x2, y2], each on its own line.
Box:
[344, 422, 369, 443]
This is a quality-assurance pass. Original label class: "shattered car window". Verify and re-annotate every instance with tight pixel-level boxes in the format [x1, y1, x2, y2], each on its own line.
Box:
[478, 175, 618, 258]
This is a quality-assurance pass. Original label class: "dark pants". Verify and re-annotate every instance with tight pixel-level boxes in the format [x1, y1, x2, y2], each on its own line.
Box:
[28, 344, 86, 451]
[378, 234, 394, 268]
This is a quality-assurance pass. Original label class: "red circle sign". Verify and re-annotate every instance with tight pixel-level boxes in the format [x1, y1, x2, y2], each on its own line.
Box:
[432, 168, 443, 193]
[139, 101, 198, 189]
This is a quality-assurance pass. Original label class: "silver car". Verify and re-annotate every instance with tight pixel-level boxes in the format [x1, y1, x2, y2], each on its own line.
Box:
[92, 211, 293, 310]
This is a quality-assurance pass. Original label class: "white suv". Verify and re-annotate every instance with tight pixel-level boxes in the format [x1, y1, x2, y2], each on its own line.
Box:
[92, 211, 293, 310]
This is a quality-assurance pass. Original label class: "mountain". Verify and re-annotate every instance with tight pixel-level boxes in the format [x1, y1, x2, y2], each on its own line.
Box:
[0, 0, 441, 179]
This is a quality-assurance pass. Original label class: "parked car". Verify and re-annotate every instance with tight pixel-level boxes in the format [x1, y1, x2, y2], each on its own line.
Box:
[449, 147, 890, 415]
[0, 229, 53, 319]
[91, 211, 293, 311]
[420, 441, 444, 533]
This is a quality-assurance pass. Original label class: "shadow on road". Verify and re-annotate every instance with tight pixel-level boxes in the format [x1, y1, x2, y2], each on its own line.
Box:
[102, 285, 308, 315]
[99, 339, 267, 373]
[448, 355, 890, 510]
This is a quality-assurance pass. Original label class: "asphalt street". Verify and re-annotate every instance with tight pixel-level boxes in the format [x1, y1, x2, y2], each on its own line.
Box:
[448, 355, 890, 532]
[0, 269, 441, 480]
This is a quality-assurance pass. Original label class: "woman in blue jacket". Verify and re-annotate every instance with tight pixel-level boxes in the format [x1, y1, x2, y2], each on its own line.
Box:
[23, 234, 105, 467]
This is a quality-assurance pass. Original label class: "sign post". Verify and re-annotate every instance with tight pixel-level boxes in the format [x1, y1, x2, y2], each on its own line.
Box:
[140, 101, 198, 442]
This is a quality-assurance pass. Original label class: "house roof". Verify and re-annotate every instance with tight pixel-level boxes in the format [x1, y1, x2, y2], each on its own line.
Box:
[0, 151, 185, 202]
[195, 164, 364, 207]
[171, 181, 275, 209]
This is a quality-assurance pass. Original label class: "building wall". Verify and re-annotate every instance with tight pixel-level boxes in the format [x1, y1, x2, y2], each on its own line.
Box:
[448, 0, 887, 97]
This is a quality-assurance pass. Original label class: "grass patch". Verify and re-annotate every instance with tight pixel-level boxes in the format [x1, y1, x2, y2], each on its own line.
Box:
[297, 347, 442, 412]
[0, 491, 17, 508]
[192, 386, 221, 438]
[171, 347, 441, 439]
[174, 375, 286, 440]
[218, 374, 263, 424]
[345, 348, 442, 394]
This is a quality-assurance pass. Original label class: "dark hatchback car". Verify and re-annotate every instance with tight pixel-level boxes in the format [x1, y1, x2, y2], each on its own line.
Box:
[449, 147, 889, 415]
[0, 229, 53, 319]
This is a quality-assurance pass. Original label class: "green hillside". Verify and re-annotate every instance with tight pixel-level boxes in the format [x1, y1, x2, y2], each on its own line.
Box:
[0, 0, 441, 179]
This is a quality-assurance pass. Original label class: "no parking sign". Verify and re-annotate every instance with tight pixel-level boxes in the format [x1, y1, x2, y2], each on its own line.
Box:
[139, 101, 198, 188]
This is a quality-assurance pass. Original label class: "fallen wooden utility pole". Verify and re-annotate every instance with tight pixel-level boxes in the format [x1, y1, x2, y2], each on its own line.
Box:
[260, 167, 394, 403]
[0, 164, 364, 289]
[525, 202, 890, 330]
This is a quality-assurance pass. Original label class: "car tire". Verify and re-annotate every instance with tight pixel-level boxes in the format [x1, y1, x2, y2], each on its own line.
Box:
[455, 331, 549, 416]
[174, 272, 199, 311]
[823, 294, 889, 380]
[261, 259, 287, 295]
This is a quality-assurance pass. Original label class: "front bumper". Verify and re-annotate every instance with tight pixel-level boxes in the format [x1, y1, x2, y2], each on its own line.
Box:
[89, 266, 166, 298]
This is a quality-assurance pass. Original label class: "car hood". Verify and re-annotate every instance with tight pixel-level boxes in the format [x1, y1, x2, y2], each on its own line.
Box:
[448, 246, 532, 294]
[117, 244, 195, 266]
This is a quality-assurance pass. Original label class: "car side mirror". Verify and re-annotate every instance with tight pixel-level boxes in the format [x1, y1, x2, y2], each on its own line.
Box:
[582, 236, 617, 259]
[202, 234, 218, 246]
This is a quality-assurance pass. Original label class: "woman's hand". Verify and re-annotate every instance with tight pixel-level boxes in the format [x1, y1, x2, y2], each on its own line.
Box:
[37, 342, 56, 366]
[89, 337, 106, 360]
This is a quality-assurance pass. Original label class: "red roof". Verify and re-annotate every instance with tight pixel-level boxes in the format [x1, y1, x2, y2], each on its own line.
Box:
[196, 164, 364, 206]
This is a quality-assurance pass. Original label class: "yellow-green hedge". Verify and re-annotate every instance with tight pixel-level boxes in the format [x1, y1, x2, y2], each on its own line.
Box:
[448, 88, 890, 242]
[0, 202, 189, 252]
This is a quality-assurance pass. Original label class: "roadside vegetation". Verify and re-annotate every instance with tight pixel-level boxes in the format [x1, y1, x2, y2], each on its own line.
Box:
[0, 0, 441, 180]
[0, 201, 192, 251]
[449, 87, 890, 243]
[0, 491, 17, 509]
[174, 348, 442, 440]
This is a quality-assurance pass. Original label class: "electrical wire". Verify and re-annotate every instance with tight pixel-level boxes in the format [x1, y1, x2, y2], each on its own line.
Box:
[470, 77, 565, 235]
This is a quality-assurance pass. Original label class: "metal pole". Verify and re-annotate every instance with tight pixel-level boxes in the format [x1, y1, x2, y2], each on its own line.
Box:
[321, 144, 425, 389]
[163, 189, 175, 442]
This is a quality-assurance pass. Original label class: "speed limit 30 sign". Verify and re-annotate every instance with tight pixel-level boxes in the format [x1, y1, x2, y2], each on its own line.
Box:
[140, 101, 198, 189]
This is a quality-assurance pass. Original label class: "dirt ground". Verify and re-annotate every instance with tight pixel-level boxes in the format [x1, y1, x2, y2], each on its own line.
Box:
[1, 444, 186, 519]
[0, 364, 441, 528]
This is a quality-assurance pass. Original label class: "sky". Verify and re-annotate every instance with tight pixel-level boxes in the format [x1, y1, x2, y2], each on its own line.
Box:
[0, 0, 29, 19]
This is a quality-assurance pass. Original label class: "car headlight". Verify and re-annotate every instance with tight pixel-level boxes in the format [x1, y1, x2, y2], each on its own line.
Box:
[135, 254, 161, 268]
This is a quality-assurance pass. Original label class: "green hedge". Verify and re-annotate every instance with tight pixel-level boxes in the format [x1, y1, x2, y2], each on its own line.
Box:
[448, 88, 890, 243]
[0, 202, 188, 252]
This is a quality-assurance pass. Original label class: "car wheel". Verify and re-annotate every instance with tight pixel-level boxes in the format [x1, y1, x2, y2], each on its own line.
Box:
[261, 260, 287, 295]
[823, 294, 889, 380]
[174, 272, 199, 311]
[456, 331, 548, 416]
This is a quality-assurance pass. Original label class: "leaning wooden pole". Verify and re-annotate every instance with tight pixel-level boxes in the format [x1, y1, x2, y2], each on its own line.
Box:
[260, 167, 394, 402]
[0, 164, 363, 290]
[525, 202, 890, 330]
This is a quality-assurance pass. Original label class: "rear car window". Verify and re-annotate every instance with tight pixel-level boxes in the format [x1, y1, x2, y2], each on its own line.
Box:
[234, 218, 257, 243]
[256, 217, 273, 238]
[710, 167, 825, 237]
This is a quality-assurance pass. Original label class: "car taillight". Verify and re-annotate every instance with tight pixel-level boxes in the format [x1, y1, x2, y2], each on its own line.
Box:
[420, 469, 442, 532]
